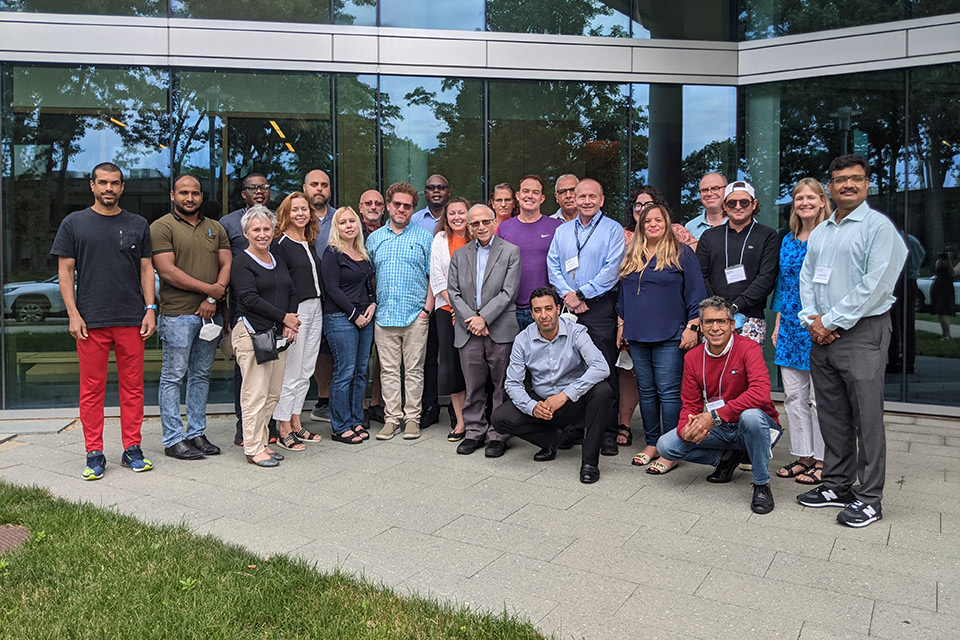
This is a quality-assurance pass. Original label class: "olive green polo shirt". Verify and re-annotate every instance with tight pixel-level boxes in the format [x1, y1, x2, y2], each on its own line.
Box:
[151, 212, 230, 315]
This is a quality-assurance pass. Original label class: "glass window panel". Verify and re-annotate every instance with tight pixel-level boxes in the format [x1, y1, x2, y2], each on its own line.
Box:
[335, 0, 377, 26]
[336, 74, 379, 208]
[380, 0, 484, 30]
[380, 75, 482, 205]
[0, 0, 160, 16]
[2, 64, 169, 409]
[171, 0, 330, 23]
[487, 0, 630, 37]
[489, 80, 629, 222]
[631, 0, 734, 40]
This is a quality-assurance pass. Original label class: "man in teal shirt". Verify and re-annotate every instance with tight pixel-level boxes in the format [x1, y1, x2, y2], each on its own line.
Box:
[796, 154, 907, 528]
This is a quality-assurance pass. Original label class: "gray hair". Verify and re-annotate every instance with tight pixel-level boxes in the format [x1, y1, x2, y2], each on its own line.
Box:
[467, 203, 496, 220]
[698, 295, 735, 321]
[241, 204, 276, 234]
[555, 174, 579, 189]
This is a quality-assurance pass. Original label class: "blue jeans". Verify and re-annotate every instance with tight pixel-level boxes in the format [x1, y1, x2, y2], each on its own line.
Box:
[630, 336, 684, 447]
[657, 408, 783, 485]
[158, 314, 221, 447]
[324, 312, 374, 435]
[515, 307, 533, 330]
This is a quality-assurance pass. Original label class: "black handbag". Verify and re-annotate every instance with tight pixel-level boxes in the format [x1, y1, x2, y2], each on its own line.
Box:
[249, 328, 279, 364]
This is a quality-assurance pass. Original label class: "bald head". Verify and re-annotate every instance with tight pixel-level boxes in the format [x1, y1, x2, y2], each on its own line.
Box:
[303, 169, 332, 215]
[574, 179, 604, 221]
[358, 189, 385, 230]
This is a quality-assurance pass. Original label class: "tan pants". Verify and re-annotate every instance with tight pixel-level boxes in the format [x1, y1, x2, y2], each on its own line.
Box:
[375, 316, 429, 425]
[233, 323, 287, 457]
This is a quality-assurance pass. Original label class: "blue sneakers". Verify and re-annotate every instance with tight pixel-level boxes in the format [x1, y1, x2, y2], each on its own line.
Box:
[82, 450, 106, 481]
[120, 445, 153, 473]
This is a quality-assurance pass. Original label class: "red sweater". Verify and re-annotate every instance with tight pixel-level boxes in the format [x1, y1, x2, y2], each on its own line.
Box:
[677, 333, 780, 438]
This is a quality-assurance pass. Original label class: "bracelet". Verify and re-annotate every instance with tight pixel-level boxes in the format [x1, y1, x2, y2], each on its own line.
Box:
[144, 304, 157, 311]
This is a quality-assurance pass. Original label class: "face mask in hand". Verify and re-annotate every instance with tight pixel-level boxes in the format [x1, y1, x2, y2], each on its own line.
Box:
[199, 317, 222, 342]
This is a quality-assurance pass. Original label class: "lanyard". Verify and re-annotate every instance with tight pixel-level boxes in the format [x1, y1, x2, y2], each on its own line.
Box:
[574, 213, 603, 256]
[724, 220, 755, 269]
[702, 342, 734, 403]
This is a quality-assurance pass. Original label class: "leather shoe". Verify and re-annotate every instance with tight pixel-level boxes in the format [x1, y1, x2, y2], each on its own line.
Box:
[164, 440, 204, 460]
[456, 438, 485, 455]
[600, 432, 618, 456]
[579, 463, 600, 484]
[233, 423, 243, 447]
[187, 435, 221, 456]
[706, 449, 740, 483]
[246, 454, 279, 468]
[420, 404, 441, 429]
[534, 445, 558, 462]
[751, 483, 775, 514]
[485, 441, 507, 458]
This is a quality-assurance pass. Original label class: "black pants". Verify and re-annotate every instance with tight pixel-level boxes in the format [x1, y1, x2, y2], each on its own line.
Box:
[421, 312, 439, 409]
[491, 382, 614, 466]
[575, 289, 619, 437]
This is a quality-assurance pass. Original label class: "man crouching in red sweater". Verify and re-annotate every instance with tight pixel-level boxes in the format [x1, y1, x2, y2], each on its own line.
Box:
[652, 295, 782, 514]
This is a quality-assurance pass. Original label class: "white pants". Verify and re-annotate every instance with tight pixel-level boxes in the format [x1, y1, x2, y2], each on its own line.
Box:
[781, 366, 824, 460]
[272, 297, 324, 421]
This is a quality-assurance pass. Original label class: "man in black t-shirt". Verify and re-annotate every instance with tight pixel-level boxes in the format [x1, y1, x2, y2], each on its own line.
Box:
[50, 162, 157, 482]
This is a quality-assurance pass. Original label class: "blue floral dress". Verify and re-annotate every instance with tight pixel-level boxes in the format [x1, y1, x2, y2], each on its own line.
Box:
[770, 233, 811, 371]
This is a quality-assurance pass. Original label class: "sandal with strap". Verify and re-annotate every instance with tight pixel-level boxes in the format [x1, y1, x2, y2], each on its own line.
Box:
[292, 426, 322, 443]
[632, 451, 658, 467]
[617, 425, 633, 446]
[776, 459, 814, 478]
[353, 426, 371, 441]
[331, 429, 364, 445]
[276, 433, 306, 452]
[796, 464, 824, 485]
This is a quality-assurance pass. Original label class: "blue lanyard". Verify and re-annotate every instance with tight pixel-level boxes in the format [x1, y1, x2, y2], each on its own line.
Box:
[574, 213, 603, 256]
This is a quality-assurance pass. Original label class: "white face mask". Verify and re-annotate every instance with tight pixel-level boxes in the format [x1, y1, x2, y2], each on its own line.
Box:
[199, 317, 222, 342]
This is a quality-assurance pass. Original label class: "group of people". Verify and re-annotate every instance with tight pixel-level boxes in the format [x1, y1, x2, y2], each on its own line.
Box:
[54, 152, 905, 527]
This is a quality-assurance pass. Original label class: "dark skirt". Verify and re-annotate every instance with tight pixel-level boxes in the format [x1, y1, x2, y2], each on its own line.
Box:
[435, 307, 466, 395]
[931, 259, 956, 316]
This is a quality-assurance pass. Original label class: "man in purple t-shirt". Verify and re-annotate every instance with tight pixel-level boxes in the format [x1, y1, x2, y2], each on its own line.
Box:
[496, 174, 563, 329]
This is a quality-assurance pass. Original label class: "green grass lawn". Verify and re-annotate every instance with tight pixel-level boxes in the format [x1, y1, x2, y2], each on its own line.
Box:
[0, 482, 545, 640]
[916, 312, 960, 327]
[915, 331, 960, 359]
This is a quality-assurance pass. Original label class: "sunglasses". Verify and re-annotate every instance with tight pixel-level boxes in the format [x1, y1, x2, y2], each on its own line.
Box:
[724, 198, 752, 209]
[424, 184, 449, 192]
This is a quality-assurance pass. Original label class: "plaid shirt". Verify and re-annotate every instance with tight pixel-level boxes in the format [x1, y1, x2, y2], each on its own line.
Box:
[366, 222, 432, 327]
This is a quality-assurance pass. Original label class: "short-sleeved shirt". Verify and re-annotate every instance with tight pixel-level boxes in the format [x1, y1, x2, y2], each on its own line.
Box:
[49, 207, 152, 329]
[151, 212, 230, 315]
[496, 215, 563, 308]
[366, 222, 432, 327]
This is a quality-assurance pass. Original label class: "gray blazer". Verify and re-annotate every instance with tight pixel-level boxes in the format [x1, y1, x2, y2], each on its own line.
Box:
[447, 236, 522, 348]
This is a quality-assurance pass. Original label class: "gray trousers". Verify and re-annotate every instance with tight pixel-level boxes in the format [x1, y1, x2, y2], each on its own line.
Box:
[809, 312, 890, 505]
[458, 334, 511, 442]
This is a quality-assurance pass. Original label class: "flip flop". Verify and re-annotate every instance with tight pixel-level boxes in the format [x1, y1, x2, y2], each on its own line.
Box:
[646, 459, 679, 475]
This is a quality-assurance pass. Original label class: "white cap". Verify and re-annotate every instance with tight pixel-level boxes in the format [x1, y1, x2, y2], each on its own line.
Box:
[723, 180, 756, 200]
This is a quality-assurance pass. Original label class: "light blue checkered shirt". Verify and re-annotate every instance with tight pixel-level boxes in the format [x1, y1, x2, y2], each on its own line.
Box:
[366, 222, 433, 327]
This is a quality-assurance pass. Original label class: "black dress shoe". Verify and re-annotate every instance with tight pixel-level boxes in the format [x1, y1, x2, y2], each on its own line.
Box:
[485, 441, 507, 458]
[600, 432, 619, 456]
[456, 438, 485, 455]
[420, 404, 441, 429]
[751, 483, 775, 514]
[580, 463, 600, 484]
[188, 435, 221, 456]
[706, 449, 741, 483]
[234, 423, 243, 447]
[165, 440, 204, 460]
[534, 445, 558, 462]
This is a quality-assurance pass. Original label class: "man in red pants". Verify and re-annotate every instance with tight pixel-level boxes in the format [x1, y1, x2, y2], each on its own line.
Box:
[51, 162, 157, 480]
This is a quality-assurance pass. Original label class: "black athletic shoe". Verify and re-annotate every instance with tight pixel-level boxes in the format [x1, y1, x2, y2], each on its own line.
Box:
[796, 485, 854, 508]
[751, 483, 775, 514]
[837, 500, 883, 528]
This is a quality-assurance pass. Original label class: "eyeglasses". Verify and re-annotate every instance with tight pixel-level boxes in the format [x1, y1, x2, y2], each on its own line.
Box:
[361, 200, 384, 208]
[699, 185, 725, 195]
[830, 175, 868, 185]
[424, 184, 449, 192]
[701, 318, 733, 327]
[390, 201, 414, 211]
[555, 188, 576, 196]
[633, 200, 654, 211]
[468, 219, 495, 228]
[244, 184, 270, 193]
[724, 198, 752, 209]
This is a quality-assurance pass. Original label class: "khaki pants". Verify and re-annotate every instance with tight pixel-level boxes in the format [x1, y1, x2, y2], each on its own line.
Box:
[233, 323, 287, 457]
[375, 316, 429, 425]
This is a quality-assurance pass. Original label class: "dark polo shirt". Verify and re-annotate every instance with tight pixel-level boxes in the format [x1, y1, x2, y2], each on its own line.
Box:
[151, 212, 230, 315]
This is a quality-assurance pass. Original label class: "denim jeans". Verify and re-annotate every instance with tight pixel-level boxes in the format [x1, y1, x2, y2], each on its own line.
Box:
[629, 335, 684, 447]
[324, 312, 374, 434]
[656, 408, 783, 485]
[158, 314, 221, 447]
[515, 307, 533, 331]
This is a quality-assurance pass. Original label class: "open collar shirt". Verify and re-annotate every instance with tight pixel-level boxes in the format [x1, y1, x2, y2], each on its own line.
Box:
[366, 221, 432, 327]
[546, 210, 624, 299]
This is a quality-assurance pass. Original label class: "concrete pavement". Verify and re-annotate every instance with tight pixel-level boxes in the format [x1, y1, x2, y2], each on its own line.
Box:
[1, 409, 958, 639]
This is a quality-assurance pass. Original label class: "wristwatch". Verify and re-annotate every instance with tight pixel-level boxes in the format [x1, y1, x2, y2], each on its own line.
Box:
[686, 323, 699, 332]
[710, 409, 722, 426]
[575, 290, 586, 302]
[206, 296, 217, 304]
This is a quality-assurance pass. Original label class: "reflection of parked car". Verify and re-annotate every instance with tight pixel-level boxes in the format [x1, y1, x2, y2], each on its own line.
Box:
[916, 275, 960, 312]
[3, 276, 66, 322]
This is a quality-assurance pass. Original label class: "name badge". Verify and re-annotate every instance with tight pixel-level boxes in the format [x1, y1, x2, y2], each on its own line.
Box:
[565, 255, 579, 273]
[705, 397, 725, 412]
[724, 264, 747, 284]
[813, 266, 832, 284]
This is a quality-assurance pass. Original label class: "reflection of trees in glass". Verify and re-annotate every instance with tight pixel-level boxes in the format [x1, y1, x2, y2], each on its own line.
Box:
[172, 0, 328, 22]
[487, 0, 628, 37]
[0, 0, 161, 15]
[678, 138, 740, 219]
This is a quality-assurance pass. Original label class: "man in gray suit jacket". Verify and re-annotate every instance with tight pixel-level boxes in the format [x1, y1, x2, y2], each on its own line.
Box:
[448, 204, 522, 457]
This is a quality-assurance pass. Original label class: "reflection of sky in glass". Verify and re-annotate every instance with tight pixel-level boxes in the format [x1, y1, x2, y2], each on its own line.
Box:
[682, 85, 736, 157]
[380, 0, 483, 30]
[337, 1, 377, 26]
[380, 76, 457, 149]
[70, 124, 168, 176]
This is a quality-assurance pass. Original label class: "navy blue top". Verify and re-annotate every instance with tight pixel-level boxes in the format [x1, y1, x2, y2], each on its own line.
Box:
[617, 244, 706, 343]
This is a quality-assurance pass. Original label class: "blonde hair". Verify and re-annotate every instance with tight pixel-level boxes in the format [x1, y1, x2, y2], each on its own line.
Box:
[327, 207, 369, 261]
[619, 204, 683, 280]
[274, 192, 318, 244]
[789, 178, 832, 237]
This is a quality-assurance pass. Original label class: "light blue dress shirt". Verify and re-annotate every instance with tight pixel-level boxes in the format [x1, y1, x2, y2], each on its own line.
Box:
[366, 222, 432, 327]
[412, 207, 443, 235]
[505, 317, 610, 416]
[683, 212, 724, 240]
[546, 211, 624, 299]
[799, 201, 907, 331]
[475, 240, 492, 310]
